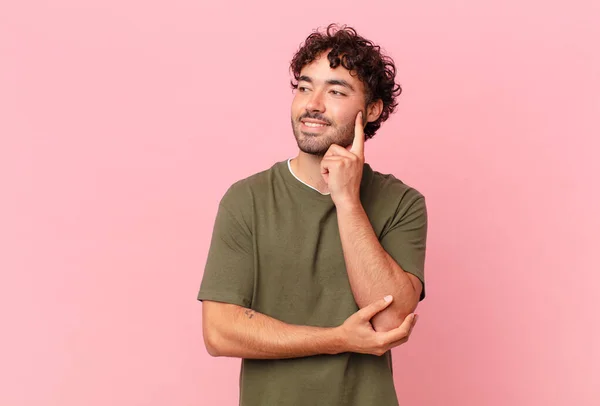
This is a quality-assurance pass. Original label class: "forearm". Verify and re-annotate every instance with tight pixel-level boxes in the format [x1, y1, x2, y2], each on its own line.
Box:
[202, 301, 343, 359]
[336, 203, 419, 330]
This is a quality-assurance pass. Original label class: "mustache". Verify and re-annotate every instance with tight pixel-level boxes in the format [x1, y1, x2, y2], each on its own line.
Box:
[298, 112, 332, 125]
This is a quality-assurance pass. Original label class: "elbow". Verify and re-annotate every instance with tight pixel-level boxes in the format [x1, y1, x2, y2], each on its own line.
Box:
[371, 302, 419, 333]
[202, 301, 240, 357]
[203, 321, 226, 357]
[371, 312, 405, 333]
[204, 337, 222, 357]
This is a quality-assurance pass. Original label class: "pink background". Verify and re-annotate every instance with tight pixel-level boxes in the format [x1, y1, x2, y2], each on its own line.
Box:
[1, 0, 599, 405]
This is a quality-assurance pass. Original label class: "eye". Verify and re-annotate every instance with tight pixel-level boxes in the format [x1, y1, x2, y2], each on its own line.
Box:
[298, 86, 310, 92]
[330, 90, 346, 96]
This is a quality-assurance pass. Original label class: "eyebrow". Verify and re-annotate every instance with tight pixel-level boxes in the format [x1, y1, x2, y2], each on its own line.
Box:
[298, 75, 355, 92]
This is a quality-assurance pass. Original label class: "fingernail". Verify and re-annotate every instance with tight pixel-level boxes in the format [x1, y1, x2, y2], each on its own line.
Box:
[413, 314, 419, 324]
[384, 295, 393, 302]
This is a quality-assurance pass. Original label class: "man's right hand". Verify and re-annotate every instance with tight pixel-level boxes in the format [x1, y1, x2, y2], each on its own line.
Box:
[336, 296, 418, 356]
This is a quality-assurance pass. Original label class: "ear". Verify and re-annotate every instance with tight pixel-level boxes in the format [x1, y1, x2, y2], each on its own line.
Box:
[365, 99, 384, 124]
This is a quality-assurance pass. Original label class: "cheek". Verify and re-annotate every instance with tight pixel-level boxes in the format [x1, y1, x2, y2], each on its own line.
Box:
[333, 108, 357, 127]
[342, 99, 367, 125]
[328, 98, 361, 124]
[291, 95, 303, 116]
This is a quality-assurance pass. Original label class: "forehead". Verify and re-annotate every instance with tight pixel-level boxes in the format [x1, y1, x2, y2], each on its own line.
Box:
[299, 52, 365, 92]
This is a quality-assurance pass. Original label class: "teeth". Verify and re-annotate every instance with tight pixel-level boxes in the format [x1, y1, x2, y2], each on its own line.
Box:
[304, 122, 326, 127]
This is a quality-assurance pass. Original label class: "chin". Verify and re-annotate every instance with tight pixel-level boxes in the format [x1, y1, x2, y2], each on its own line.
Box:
[300, 148, 327, 157]
[296, 140, 329, 157]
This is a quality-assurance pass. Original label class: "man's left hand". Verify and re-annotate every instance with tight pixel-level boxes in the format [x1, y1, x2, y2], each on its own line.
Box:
[321, 111, 365, 207]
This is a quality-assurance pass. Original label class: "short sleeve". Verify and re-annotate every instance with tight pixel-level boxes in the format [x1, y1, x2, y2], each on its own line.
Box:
[379, 190, 428, 301]
[197, 190, 255, 308]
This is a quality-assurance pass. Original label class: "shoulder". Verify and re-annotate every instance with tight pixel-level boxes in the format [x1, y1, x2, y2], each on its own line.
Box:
[364, 164, 425, 208]
[220, 160, 285, 209]
[363, 164, 428, 233]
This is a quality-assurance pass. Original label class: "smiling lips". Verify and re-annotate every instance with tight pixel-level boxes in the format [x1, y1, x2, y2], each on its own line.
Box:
[301, 118, 330, 129]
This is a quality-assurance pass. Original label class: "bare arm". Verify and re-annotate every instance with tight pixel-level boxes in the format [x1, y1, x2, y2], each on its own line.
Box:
[202, 300, 340, 359]
[202, 296, 417, 359]
[336, 203, 422, 332]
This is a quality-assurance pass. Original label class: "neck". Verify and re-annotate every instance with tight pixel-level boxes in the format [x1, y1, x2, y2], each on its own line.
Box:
[290, 151, 330, 194]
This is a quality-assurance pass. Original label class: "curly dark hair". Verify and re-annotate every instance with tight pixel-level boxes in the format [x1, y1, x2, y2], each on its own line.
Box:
[290, 24, 401, 139]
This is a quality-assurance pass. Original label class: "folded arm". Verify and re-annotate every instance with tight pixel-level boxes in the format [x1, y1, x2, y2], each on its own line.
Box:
[202, 300, 340, 359]
[336, 202, 423, 332]
[202, 296, 417, 359]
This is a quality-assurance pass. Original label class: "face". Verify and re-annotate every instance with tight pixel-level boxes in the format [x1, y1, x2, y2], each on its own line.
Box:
[291, 53, 373, 156]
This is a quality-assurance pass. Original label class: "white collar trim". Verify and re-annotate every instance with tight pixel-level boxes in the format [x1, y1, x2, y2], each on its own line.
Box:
[287, 158, 330, 196]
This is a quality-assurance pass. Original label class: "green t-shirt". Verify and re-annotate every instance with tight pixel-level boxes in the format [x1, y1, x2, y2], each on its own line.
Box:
[198, 159, 427, 406]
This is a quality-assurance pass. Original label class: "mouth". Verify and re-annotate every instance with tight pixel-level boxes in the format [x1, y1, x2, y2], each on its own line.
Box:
[300, 118, 330, 131]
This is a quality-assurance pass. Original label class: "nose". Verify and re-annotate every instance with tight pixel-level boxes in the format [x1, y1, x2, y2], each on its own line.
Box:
[305, 90, 325, 113]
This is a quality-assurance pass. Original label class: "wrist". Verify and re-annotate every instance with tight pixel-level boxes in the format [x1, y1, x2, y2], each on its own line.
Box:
[334, 197, 363, 214]
[333, 195, 362, 211]
[326, 326, 348, 355]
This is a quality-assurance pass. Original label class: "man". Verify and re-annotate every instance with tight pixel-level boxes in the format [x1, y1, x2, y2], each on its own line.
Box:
[198, 24, 427, 406]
